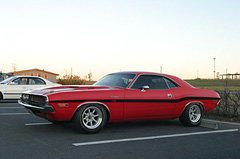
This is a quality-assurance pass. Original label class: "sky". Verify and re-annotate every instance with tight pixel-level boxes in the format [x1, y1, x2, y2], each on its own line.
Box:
[0, 0, 239, 80]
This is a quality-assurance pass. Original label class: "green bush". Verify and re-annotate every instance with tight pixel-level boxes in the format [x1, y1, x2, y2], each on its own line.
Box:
[210, 89, 240, 118]
[57, 75, 86, 85]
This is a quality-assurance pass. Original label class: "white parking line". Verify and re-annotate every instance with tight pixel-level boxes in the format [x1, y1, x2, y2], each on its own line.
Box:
[0, 113, 30, 115]
[25, 123, 52, 126]
[72, 129, 238, 147]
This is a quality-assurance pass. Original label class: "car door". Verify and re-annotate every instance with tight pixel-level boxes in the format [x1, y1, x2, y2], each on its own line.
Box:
[5, 77, 29, 99]
[124, 75, 177, 120]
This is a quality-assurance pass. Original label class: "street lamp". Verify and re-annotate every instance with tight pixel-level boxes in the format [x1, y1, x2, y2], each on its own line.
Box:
[213, 58, 216, 79]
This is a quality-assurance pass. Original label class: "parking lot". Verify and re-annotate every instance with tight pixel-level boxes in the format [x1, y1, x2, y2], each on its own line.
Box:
[1, 101, 240, 159]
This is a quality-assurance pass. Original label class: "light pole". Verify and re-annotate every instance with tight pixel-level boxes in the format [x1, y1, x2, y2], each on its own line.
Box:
[160, 65, 162, 73]
[213, 58, 216, 79]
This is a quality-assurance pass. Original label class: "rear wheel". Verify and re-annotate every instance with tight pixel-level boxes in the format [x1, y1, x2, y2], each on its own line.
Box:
[179, 103, 203, 126]
[73, 104, 107, 134]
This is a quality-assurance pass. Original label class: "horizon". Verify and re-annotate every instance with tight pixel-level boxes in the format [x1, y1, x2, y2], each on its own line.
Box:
[1, 0, 239, 81]
[1, 67, 239, 81]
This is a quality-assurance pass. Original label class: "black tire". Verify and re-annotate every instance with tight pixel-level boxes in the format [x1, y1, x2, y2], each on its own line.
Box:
[0, 92, 3, 100]
[179, 103, 203, 126]
[73, 104, 107, 134]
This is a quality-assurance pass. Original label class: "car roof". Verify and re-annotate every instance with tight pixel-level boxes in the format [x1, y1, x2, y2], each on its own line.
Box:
[112, 71, 193, 88]
[111, 71, 176, 79]
[11, 76, 52, 82]
[112, 71, 167, 75]
[12, 76, 45, 79]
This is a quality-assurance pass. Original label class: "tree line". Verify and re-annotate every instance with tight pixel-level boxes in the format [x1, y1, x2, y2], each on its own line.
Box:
[57, 72, 94, 85]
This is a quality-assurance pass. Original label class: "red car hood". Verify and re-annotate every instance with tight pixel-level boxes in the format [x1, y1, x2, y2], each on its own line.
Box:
[28, 85, 118, 96]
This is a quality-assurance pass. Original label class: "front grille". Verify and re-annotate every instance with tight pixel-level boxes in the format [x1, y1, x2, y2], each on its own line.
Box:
[21, 94, 47, 106]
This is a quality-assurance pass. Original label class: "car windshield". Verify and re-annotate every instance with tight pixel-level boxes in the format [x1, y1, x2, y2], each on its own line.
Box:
[0, 76, 16, 84]
[94, 73, 136, 88]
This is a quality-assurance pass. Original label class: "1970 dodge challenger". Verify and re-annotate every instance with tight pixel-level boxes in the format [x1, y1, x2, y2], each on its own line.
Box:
[19, 72, 220, 133]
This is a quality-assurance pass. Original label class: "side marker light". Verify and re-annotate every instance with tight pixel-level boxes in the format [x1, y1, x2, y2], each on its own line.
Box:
[58, 103, 69, 107]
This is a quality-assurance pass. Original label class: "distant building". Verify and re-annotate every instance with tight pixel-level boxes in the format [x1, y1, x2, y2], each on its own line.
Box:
[10, 68, 59, 83]
[220, 73, 240, 80]
[0, 72, 13, 81]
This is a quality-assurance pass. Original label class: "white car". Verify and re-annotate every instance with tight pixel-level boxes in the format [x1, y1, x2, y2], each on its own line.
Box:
[0, 76, 61, 100]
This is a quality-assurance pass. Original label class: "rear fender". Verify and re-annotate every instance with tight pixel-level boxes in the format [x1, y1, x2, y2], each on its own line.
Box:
[181, 102, 204, 117]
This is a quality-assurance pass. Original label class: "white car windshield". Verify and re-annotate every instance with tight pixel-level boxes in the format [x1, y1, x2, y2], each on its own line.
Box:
[0, 77, 16, 84]
[94, 73, 136, 88]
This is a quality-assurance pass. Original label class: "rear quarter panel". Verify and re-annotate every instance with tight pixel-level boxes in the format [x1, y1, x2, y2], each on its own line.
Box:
[171, 87, 220, 117]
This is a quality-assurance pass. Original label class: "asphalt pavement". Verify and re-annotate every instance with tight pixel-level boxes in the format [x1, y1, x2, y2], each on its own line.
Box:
[0, 102, 240, 159]
[0, 99, 18, 103]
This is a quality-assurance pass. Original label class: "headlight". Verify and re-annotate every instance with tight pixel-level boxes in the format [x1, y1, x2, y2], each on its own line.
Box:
[22, 94, 29, 101]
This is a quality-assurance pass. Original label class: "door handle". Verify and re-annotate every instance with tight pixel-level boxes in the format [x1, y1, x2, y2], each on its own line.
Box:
[167, 94, 172, 98]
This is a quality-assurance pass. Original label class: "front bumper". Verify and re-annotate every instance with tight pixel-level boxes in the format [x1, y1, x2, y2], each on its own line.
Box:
[18, 100, 54, 112]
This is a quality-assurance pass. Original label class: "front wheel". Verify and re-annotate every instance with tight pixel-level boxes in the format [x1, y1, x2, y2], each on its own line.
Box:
[179, 104, 203, 126]
[73, 104, 107, 134]
[0, 92, 3, 100]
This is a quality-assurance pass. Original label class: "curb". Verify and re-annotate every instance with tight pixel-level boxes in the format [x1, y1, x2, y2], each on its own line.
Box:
[203, 119, 240, 133]
[203, 119, 240, 126]
[201, 120, 219, 129]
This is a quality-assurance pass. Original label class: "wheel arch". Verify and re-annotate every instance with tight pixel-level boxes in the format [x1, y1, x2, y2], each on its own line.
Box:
[0, 91, 3, 100]
[71, 102, 111, 122]
[181, 101, 204, 116]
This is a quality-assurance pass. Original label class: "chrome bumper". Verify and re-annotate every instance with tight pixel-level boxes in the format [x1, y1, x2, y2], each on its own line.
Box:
[18, 100, 54, 112]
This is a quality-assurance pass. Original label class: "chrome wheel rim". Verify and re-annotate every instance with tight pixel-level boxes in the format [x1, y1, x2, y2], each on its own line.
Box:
[189, 105, 201, 123]
[82, 106, 103, 129]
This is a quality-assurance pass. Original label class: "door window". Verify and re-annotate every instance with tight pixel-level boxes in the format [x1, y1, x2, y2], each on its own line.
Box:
[131, 75, 173, 90]
[29, 78, 46, 85]
[12, 77, 28, 85]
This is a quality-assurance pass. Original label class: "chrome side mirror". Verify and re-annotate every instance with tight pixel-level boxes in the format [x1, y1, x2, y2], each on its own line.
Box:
[141, 85, 149, 92]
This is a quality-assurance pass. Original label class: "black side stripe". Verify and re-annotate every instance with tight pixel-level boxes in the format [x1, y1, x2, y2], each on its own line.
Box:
[49, 97, 220, 104]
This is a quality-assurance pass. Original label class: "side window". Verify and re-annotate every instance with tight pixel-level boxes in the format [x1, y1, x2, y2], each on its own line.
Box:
[131, 75, 169, 90]
[164, 78, 178, 89]
[29, 78, 46, 85]
[131, 75, 152, 89]
[12, 77, 28, 85]
[35, 78, 46, 85]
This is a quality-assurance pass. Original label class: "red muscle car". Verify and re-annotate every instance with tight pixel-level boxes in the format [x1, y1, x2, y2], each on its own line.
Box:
[19, 72, 220, 133]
